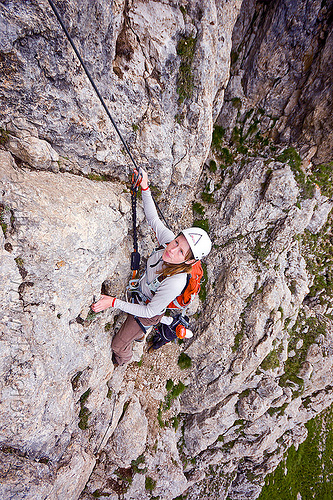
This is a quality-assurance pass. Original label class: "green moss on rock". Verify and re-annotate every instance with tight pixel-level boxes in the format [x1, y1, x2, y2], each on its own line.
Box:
[258, 406, 333, 500]
[178, 353, 192, 369]
[176, 35, 197, 103]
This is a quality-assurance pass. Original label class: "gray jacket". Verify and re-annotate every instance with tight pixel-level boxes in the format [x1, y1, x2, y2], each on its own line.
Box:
[113, 189, 187, 318]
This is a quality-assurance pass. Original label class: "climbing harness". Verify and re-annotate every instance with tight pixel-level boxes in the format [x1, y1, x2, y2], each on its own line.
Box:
[144, 256, 204, 310]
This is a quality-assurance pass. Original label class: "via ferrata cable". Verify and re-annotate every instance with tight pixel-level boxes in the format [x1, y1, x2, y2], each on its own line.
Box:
[47, 0, 140, 177]
[47, 0, 171, 277]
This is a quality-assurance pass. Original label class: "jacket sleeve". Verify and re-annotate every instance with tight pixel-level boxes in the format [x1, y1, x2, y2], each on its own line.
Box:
[142, 188, 175, 245]
[113, 273, 187, 318]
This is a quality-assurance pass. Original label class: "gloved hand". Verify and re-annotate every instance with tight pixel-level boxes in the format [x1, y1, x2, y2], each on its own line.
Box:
[91, 294, 116, 313]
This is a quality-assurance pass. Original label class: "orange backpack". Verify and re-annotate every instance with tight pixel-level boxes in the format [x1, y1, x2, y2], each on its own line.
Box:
[167, 261, 204, 309]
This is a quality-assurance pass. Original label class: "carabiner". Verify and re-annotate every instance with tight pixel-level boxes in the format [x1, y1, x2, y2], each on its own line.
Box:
[131, 169, 143, 191]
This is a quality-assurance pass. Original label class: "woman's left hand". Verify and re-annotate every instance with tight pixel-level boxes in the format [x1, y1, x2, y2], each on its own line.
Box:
[91, 294, 115, 312]
[134, 168, 149, 190]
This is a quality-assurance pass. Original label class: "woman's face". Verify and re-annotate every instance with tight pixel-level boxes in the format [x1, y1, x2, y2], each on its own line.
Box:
[162, 235, 192, 264]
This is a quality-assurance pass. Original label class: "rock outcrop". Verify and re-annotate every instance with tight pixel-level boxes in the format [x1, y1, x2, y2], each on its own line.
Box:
[1, 1, 333, 499]
[218, 0, 333, 165]
[0, 0, 241, 205]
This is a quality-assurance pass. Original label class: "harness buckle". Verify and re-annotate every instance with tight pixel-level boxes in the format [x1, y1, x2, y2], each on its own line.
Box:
[127, 278, 140, 291]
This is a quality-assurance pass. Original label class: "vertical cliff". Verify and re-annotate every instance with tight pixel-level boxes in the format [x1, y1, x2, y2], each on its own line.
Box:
[0, 1, 333, 499]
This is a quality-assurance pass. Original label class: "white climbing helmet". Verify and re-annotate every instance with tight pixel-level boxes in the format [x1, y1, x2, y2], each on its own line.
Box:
[181, 227, 212, 260]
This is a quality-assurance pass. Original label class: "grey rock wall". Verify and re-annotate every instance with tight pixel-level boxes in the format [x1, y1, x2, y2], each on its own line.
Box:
[1, 1, 333, 499]
[177, 152, 333, 498]
[218, 0, 333, 164]
[0, 0, 241, 204]
[0, 148, 134, 498]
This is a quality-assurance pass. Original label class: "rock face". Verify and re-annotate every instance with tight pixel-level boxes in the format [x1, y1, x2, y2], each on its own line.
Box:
[217, 0, 333, 165]
[0, 149, 133, 499]
[1, 1, 333, 500]
[0, 0, 241, 203]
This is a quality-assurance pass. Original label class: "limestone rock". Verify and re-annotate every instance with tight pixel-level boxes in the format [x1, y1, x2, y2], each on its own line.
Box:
[0, 149, 134, 497]
[218, 0, 333, 164]
[184, 394, 239, 456]
[0, 0, 243, 202]
[306, 198, 333, 233]
[0, 450, 53, 500]
[107, 396, 148, 468]
[1, 1, 333, 500]
[145, 429, 188, 500]
[238, 379, 284, 422]
[6, 133, 60, 172]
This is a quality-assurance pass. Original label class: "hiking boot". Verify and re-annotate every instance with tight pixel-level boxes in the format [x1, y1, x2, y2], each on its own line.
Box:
[112, 353, 120, 368]
[134, 334, 145, 343]
[147, 342, 155, 353]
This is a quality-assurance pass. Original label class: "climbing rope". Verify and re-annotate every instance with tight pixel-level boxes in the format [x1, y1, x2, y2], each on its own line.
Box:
[47, 0, 171, 277]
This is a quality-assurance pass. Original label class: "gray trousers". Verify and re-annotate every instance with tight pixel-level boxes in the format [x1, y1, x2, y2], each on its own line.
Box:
[111, 312, 164, 365]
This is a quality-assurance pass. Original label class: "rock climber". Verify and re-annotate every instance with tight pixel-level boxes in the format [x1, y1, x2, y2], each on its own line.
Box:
[91, 168, 212, 367]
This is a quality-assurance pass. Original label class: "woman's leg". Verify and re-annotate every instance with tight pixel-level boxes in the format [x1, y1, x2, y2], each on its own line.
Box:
[111, 315, 142, 365]
[111, 313, 164, 365]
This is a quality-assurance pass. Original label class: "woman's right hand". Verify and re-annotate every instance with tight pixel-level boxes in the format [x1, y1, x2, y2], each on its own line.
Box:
[91, 294, 115, 312]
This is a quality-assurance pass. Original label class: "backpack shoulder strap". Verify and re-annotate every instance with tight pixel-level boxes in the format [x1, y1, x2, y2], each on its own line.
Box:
[168, 260, 203, 309]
